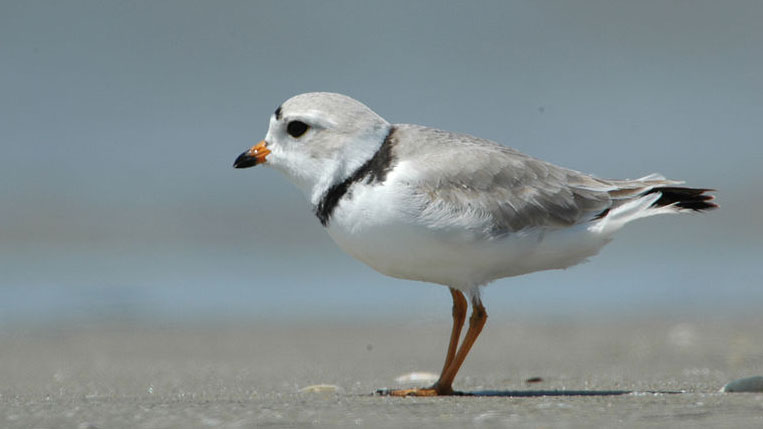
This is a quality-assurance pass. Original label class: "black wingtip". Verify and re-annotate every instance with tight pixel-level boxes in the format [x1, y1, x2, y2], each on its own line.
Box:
[646, 187, 718, 212]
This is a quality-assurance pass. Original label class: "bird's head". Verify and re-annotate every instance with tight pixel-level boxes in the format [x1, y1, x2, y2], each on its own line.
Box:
[234, 92, 391, 204]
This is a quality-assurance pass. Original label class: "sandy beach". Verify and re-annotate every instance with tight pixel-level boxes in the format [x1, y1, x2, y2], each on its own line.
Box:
[2, 317, 761, 428]
[5, 1, 763, 428]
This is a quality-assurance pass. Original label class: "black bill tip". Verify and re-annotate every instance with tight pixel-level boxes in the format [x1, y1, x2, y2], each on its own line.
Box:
[233, 151, 258, 169]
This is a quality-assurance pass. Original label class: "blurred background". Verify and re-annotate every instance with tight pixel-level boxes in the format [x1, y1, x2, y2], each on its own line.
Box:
[2, 0, 761, 326]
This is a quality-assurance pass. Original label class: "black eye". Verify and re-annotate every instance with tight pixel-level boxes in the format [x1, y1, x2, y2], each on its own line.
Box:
[287, 120, 309, 138]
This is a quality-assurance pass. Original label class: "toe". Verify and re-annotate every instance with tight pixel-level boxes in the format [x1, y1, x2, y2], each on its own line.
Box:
[377, 388, 442, 397]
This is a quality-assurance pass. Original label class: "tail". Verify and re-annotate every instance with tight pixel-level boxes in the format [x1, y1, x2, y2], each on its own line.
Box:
[643, 186, 718, 212]
[589, 183, 717, 234]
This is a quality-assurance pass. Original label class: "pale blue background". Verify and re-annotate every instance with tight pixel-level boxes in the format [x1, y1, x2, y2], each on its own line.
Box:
[2, 1, 762, 324]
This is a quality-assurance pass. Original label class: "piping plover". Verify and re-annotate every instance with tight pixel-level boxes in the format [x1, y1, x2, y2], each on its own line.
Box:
[234, 92, 716, 396]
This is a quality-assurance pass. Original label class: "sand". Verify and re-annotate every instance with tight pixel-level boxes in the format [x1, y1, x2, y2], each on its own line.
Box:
[1, 317, 762, 428]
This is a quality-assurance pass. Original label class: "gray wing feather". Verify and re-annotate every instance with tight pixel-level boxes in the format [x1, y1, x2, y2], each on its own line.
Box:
[392, 124, 679, 234]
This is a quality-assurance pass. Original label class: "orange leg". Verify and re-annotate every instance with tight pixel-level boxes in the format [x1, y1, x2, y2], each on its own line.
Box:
[439, 289, 468, 378]
[382, 291, 486, 397]
[433, 296, 487, 394]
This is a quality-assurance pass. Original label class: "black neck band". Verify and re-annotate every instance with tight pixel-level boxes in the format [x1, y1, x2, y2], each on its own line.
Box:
[314, 126, 397, 226]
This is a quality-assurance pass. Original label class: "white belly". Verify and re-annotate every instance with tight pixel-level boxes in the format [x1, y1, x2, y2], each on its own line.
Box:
[325, 182, 612, 291]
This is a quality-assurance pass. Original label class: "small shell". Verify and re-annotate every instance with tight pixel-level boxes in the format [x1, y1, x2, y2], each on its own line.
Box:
[298, 384, 342, 393]
[395, 371, 439, 384]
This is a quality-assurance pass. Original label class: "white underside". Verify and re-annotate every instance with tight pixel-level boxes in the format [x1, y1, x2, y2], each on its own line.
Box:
[329, 217, 610, 292]
[325, 170, 670, 296]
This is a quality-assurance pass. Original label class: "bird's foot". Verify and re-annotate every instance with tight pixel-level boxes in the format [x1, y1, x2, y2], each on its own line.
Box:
[376, 387, 467, 396]
[378, 388, 439, 397]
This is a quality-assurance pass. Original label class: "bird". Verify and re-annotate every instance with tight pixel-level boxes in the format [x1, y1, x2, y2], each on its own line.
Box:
[233, 92, 716, 396]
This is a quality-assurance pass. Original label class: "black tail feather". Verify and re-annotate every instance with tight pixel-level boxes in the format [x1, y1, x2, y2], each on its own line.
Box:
[645, 186, 718, 212]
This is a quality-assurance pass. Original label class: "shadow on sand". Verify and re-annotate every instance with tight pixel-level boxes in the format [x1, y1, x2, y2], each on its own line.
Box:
[376, 389, 684, 397]
[468, 390, 637, 397]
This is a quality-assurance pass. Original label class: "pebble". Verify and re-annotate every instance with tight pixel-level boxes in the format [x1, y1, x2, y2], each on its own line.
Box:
[720, 376, 763, 393]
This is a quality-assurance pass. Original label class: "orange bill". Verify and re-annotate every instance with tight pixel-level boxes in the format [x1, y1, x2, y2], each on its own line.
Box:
[233, 140, 270, 169]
